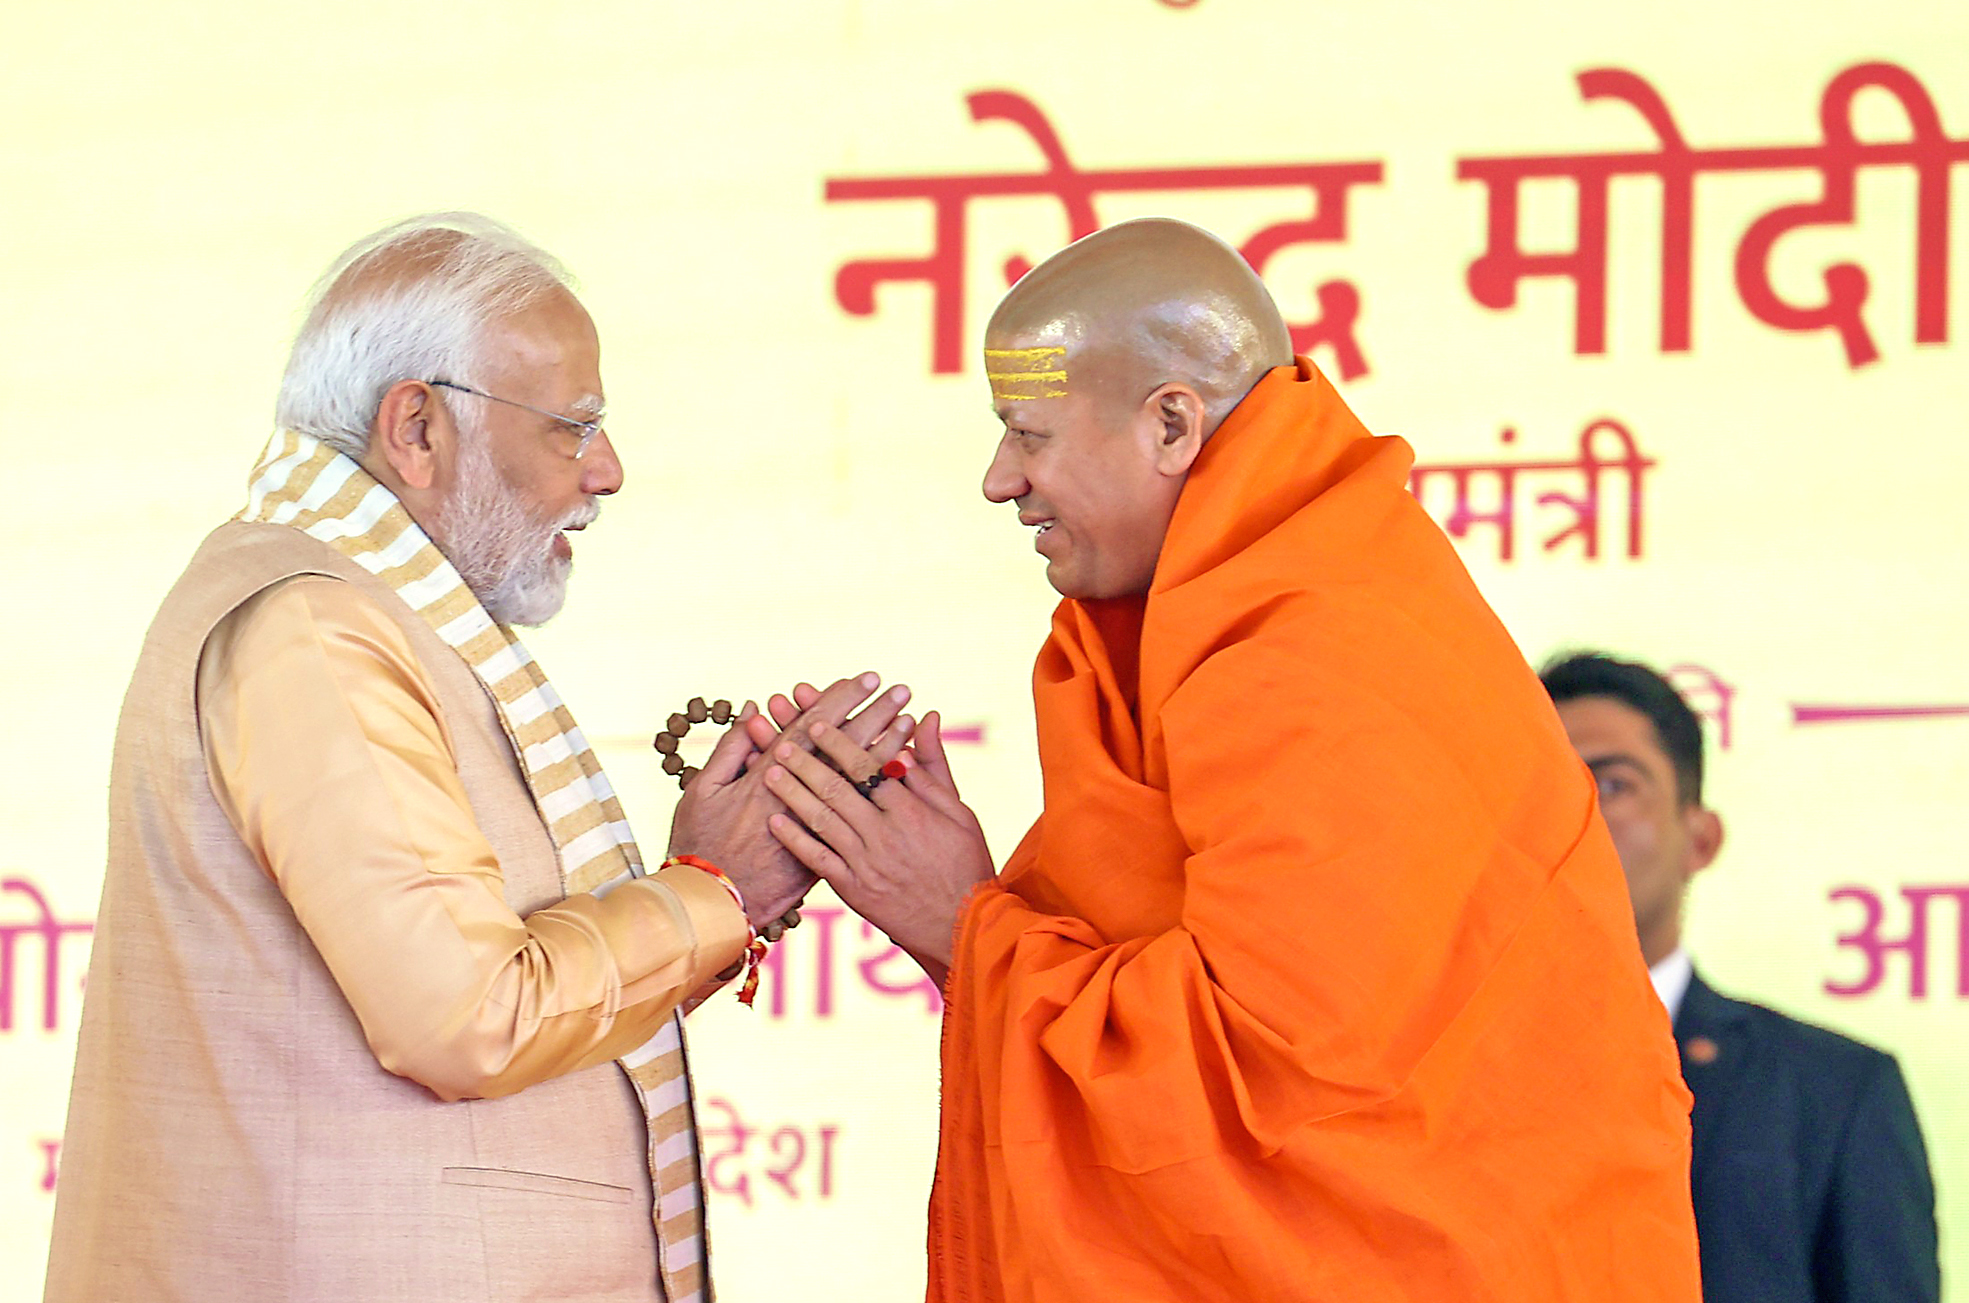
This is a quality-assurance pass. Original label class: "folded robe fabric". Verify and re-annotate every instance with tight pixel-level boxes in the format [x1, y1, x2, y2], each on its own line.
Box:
[928, 358, 1700, 1303]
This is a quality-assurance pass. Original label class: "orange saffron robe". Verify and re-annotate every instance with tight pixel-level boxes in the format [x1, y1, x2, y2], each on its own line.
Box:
[928, 359, 1700, 1302]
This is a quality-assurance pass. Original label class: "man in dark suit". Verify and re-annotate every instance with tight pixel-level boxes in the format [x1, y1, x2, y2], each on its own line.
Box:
[1542, 652, 1939, 1303]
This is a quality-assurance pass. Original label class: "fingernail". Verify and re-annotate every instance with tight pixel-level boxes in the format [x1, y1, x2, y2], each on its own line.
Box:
[860, 672, 879, 689]
[776, 743, 794, 759]
[809, 722, 826, 738]
[898, 714, 915, 734]
[765, 766, 784, 782]
[889, 685, 910, 702]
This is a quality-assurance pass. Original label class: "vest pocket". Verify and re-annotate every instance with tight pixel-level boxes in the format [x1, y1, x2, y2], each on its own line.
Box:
[441, 1165, 634, 1204]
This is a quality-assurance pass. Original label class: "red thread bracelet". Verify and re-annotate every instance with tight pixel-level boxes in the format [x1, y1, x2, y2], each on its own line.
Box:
[666, 854, 745, 915]
[661, 855, 766, 1006]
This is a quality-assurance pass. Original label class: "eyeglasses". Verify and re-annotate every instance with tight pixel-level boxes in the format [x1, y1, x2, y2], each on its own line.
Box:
[427, 379, 605, 460]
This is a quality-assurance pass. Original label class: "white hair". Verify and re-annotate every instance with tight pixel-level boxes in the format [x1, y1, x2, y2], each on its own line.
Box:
[274, 212, 577, 459]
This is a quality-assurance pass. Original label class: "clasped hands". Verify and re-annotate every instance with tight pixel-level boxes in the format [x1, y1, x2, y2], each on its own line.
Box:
[666, 672, 994, 986]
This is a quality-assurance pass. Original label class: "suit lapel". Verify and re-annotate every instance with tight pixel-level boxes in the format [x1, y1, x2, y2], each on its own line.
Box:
[1674, 967, 1754, 1183]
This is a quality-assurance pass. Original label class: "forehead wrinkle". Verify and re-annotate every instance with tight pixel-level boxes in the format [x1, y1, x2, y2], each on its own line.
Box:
[994, 395, 1059, 425]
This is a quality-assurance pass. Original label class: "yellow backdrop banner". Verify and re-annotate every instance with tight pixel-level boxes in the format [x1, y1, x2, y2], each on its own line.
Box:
[3, 2, 1965, 1298]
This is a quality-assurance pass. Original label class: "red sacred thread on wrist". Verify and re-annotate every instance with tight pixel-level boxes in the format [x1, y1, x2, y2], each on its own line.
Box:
[736, 938, 770, 1007]
[662, 855, 767, 1007]
[667, 854, 745, 913]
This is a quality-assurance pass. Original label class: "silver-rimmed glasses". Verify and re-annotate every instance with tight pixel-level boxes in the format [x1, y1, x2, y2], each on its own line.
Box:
[427, 379, 605, 460]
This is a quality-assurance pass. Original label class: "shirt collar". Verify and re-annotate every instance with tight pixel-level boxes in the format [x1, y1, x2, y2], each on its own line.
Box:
[1649, 947, 1693, 1023]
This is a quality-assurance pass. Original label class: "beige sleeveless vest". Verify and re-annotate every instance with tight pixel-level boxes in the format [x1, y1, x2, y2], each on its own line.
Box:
[45, 522, 669, 1303]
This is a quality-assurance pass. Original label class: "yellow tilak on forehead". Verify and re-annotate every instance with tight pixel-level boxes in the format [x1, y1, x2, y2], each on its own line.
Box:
[985, 345, 1068, 401]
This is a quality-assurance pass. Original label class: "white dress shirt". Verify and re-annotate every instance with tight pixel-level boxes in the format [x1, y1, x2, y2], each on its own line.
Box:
[1649, 947, 1694, 1024]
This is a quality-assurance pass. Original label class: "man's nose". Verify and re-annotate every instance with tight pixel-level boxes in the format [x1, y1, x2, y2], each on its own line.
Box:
[981, 440, 1026, 504]
[581, 429, 624, 496]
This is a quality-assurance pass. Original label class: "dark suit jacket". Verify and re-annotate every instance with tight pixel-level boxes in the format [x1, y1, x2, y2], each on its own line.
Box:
[1675, 968, 1939, 1303]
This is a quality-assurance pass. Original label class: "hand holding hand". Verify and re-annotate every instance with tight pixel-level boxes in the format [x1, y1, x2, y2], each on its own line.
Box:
[667, 674, 894, 927]
[762, 711, 994, 985]
[745, 679, 918, 775]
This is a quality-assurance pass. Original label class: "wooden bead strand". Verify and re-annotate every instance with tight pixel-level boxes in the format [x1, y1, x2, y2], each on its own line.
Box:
[655, 696, 804, 982]
[652, 697, 736, 791]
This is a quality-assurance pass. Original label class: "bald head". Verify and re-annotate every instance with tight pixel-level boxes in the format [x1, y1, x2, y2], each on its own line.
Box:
[978, 221, 1295, 602]
[986, 218, 1292, 433]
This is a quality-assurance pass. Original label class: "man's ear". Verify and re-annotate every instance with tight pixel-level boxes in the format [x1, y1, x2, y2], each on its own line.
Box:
[1141, 383, 1205, 478]
[371, 380, 444, 491]
[1685, 805, 1725, 878]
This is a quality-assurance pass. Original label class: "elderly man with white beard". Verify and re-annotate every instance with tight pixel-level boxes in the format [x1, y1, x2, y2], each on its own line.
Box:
[42, 214, 907, 1303]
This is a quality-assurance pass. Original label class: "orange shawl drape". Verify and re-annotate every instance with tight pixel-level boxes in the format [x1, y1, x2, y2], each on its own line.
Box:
[928, 360, 1699, 1302]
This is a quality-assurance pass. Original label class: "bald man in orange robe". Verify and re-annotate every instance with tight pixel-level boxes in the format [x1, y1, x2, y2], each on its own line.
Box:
[759, 218, 1701, 1302]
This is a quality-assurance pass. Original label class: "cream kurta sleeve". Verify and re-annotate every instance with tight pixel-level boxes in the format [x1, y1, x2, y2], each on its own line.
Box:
[197, 575, 748, 1102]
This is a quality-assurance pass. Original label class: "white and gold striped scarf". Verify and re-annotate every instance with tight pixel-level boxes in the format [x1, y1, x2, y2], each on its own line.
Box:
[241, 430, 710, 1303]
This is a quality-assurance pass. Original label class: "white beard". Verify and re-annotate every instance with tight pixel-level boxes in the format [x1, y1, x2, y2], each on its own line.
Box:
[434, 438, 597, 628]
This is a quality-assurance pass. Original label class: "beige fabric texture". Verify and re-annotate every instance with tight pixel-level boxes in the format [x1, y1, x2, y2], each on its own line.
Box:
[236, 429, 726, 1302]
[44, 517, 742, 1302]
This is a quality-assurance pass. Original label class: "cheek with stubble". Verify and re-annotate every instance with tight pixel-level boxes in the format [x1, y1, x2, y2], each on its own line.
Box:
[1036, 527, 1083, 595]
[1608, 807, 1680, 927]
[1104, 490, 1179, 598]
